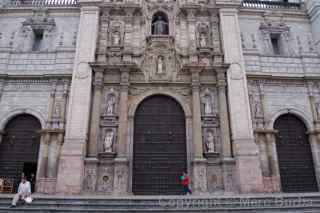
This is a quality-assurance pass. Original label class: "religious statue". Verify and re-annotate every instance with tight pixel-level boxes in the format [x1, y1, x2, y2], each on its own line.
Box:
[205, 131, 215, 153]
[199, 32, 207, 47]
[53, 102, 61, 118]
[251, 94, 263, 118]
[111, 31, 121, 46]
[103, 131, 114, 153]
[152, 16, 168, 35]
[203, 95, 213, 115]
[106, 95, 116, 115]
[157, 56, 165, 74]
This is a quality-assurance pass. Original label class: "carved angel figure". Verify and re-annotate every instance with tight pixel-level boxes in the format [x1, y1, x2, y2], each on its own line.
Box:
[106, 95, 116, 115]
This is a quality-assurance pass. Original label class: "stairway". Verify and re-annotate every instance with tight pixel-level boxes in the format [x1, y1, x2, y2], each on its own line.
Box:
[0, 193, 320, 212]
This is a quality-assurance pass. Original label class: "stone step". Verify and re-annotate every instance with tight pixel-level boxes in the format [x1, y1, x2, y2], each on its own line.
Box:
[0, 193, 319, 212]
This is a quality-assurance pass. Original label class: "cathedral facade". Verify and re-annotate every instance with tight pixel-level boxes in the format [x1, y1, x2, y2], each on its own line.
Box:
[0, 0, 319, 195]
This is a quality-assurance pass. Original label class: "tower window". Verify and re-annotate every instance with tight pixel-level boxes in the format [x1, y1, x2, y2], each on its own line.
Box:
[32, 29, 44, 51]
[270, 34, 281, 55]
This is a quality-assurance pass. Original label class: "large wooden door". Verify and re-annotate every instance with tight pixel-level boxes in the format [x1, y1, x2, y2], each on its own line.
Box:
[0, 114, 41, 192]
[274, 114, 318, 192]
[133, 95, 187, 195]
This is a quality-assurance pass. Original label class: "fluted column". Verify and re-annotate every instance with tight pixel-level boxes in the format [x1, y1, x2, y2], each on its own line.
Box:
[217, 70, 231, 158]
[113, 69, 130, 195]
[88, 70, 104, 156]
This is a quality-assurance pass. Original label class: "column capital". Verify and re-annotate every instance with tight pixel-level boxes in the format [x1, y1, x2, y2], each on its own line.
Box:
[218, 8, 239, 15]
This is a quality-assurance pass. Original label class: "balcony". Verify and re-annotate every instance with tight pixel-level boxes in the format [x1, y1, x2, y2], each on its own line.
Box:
[4, 0, 78, 7]
[242, 0, 302, 10]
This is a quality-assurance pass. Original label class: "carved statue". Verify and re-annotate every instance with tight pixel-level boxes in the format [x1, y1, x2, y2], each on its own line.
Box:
[111, 31, 121, 46]
[252, 94, 263, 118]
[157, 56, 165, 74]
[199, 32, 207, 47]
[103, 131, 114, 152]
[152, 16, 168, 35]
[106, 95, 116, 115]
[53, 102, 61, 118]
[203, 95, 213, 115]
[205, 131, 215, 153]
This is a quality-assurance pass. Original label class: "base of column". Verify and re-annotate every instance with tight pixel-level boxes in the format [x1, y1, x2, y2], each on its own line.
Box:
[36, 178, 56, 194]
[222, 157, 238, 194]
[113, 157, 129, 195]
[233, 139, 264, 193]
[191, 158, 208, 195]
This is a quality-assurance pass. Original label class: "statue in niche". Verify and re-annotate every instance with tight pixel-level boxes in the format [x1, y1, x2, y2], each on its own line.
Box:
[53, 102, 61, 118]
[103, 131, 114, 153]
[152, 16, 168, 35]
[203, 94, 213, 115]
[156, 56, 165, 74]
[111, 30, 121, 46]
[205, 130, 215, 153]
[251, 94, 263, 118]
[199, 32, 207, 47]
[105, 94, 116, 115]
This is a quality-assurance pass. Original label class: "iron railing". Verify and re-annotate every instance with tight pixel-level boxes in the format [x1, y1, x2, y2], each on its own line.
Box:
[242, 0, 302, 10]
[8, 0, 78, 7]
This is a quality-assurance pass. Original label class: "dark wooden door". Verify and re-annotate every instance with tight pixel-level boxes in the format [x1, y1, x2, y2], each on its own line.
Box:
[133, 95, 187, 195]
[0, 114, 41, 192]
[274, 114, 318, 192]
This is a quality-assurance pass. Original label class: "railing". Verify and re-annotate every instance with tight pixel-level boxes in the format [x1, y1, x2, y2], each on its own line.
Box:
[7, 0, 78, 7]
[242, 0, 302, 10]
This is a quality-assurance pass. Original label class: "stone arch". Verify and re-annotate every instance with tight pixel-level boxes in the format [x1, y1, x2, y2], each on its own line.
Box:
[273, 113, 318, 192]
[129, 90, 191, 118]
[0, 108, 45, 130]
[267, 108, 312, 132]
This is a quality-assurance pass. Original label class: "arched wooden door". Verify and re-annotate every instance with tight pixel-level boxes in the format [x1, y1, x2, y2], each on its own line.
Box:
[0, 114, 41, 192]
[274, 114, 318, 192]
[133, 95, 187, 195]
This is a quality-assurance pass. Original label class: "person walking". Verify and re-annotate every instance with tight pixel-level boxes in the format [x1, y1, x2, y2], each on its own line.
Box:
[10, 176, 32, 207]
[180, 171, 192, 195]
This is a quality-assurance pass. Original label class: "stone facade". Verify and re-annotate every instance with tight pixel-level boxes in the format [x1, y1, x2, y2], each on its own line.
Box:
[0, 0, 319, 196]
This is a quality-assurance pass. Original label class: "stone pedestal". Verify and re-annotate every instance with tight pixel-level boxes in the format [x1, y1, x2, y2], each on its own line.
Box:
[219, 8, 263, 193]
[192, 158, 208, 195]
[113, 158, 129, 195]
[222, 157, 237, 194]
[36, 178, 57, 194]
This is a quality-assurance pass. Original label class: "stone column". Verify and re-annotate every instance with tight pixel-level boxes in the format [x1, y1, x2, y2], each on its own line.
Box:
[217, 69, 237, 193]
[308, 131, 320, 189]
[36, 132, 50, 179]
[88, 70, 104, 156]
[47, 131, 64, 178]
[190, 66, 208, 194]
[219, 8, 263, 193]
[56, 3, 100, 194]
[113, 69, 130, 195]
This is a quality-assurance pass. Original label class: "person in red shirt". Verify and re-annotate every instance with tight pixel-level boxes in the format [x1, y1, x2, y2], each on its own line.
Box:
[180, 171, 192, 195]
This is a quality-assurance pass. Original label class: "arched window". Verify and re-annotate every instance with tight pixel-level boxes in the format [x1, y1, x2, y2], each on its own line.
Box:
[151, 12, 169, 35]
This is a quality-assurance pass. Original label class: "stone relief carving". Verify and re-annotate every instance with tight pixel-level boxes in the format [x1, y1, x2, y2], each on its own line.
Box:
[97, 165, 113, 193]
[142, 38, 180, 82]
[53, 102, 62, 118]
[194, 164, 207, 193]
[84, 165, 97, 192]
